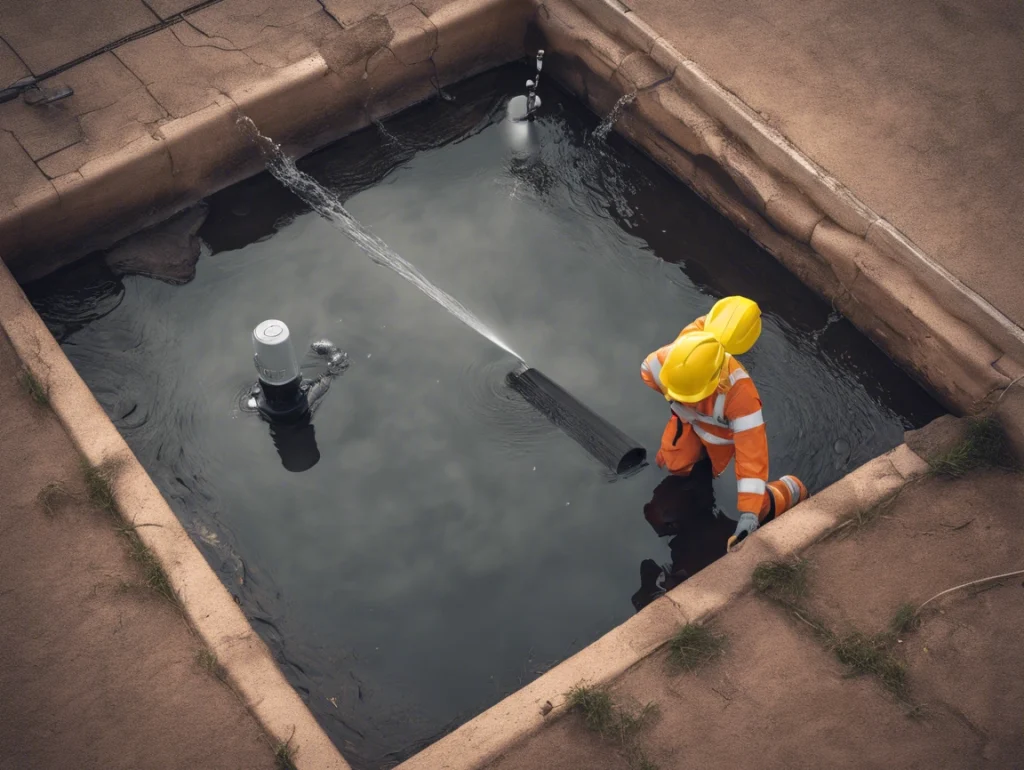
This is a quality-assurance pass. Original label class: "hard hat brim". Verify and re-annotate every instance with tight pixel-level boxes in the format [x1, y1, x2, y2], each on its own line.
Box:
[665, 376, 720, 404]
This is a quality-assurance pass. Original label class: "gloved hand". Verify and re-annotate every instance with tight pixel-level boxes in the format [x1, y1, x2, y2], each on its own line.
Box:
[733, 512, 760, 540]
[655, 448, 667, 468]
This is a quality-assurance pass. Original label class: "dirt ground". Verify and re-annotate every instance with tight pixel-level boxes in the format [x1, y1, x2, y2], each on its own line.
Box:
[0, 330, 276, 770]
[487, 418, 1024, 769]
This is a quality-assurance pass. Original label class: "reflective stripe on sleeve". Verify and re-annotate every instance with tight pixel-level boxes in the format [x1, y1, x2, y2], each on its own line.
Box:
[730, 409, 764, 432]
[647, 355, 663, 388]
[692, 422, 734, 445]
[781, 475, 801, 501]
[729, 369, 749, 385]
[737, 478, 767, 495]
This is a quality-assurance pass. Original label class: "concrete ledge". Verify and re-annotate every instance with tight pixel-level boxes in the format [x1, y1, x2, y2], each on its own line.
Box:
[534, 0, 1024, 413]
[1, 0, 535, 284]
[0, 261, 350, 770]
[397, 444, 928, 770]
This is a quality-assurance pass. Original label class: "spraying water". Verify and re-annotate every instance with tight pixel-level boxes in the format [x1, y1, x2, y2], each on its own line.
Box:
[239, 117, 522, 360]
[593, 92, 637, 141]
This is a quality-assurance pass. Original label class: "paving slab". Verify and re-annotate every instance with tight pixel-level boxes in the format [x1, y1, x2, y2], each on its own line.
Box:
[0, 36, 29, 86]
[0, 0, 159, 75]
[624, 0, 1024, 329]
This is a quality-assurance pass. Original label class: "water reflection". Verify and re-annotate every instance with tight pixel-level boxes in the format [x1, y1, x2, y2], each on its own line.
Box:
[632, 460, 735, 611]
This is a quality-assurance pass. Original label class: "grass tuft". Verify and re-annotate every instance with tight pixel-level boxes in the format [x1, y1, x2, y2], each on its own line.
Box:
[38, 481, 74, 517]
[832, 631, 908, 699]
[565, 683, 659, 748]
[929, 417, 1017, 478]
[196, 647, 227, 680]
[888, 603, 920, 637]
[82, 457, 126, 516]
[274, 740, 297, 770]
[120, 527, 177, 605]
[752, 559, 808, 603]
[625, 744, 660, 770]
[565, 683, 615, 733]
[667, 624, 725, 672]
[20, 370, 49, 406]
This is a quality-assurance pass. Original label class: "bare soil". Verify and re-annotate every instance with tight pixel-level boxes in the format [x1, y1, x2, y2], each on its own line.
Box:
[0, 330, 276, 770]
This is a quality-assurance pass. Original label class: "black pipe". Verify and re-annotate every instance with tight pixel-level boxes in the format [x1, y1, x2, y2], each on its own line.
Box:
[507, 366, 647, 475]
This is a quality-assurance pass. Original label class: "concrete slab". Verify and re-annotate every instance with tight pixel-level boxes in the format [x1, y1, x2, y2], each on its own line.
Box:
[0, 53, 146, 163]
[323, 0, 410, 28]
[0, 36, 29, 86]
[146, 0, 211, 20]
[622, 0, 1024, 330]
[0, 130, 51, 218]
[114, 26, 267, 118]
[0, 0, 158, 75]
[185, 0, 325, 49]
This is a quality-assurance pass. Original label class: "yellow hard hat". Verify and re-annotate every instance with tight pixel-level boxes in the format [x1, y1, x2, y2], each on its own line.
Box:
[661, 331, 726, 403]
[705, 296, 762, 355]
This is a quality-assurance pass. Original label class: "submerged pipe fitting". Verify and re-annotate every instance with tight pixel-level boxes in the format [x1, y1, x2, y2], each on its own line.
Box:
[248, 321, 348, 472]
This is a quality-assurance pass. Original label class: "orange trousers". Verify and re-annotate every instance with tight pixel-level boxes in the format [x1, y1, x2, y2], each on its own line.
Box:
[657, 419, 806, 518]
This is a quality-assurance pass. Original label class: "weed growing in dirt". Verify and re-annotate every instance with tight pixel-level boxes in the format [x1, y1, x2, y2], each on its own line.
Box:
[832, 632, 908, 699]
[625, 745, 660, 770]
[888, 603, 920, 637]
[752, 559, 808, 603]
[667, 624, 725, 672]
[753, 558, 918, 705]
[120, 527, 177, 605]
[82, 457, 125, 516]
[566, 683, 615, 733]
[274, 740, 297, 770]
[929, 417, 1017, 478]
[565, 683, 659, 767]
[37, 481, 73, 517]
[20, 370, 49, 406]
[196, 648, 227, 680]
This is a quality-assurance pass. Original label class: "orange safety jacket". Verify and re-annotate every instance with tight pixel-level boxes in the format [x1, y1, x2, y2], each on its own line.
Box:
[641, 317, 770, 515]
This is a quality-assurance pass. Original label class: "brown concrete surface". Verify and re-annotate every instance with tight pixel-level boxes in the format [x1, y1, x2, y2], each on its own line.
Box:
[621, 0, 1024, 330]
[0, 0, 530, 281]
[0, 330, 277, 770]
[485, 427, 1024, 770]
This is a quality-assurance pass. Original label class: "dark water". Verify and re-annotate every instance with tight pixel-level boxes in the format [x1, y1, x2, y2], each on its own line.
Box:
[28, 65, 942, 768]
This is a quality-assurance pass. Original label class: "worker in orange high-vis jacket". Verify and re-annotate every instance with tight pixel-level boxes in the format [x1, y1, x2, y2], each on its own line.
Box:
[641, 296, 808, 545]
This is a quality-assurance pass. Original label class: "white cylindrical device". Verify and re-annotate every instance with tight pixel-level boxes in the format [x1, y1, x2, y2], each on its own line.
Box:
[252, 320, 300, 385]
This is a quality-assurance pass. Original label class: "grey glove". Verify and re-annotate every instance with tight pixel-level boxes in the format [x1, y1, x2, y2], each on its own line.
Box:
[733, 512, 760, 540]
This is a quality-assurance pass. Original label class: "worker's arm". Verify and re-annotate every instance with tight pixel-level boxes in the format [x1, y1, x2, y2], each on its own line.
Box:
[725, 377, 769, 516]
[641, 316, 708, 394]
[640, 350, 665, 393]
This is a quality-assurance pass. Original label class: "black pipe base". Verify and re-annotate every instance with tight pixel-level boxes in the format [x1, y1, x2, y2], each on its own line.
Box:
[255, 377, 309, 423]
[508, 366, 647, 475]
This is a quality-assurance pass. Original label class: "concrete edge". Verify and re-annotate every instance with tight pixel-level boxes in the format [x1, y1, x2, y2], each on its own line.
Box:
[2, 0, 535, 284]
[396, 443, 928, 770]
[0, 259, 350, 769]
[534, 0, 1022, 413]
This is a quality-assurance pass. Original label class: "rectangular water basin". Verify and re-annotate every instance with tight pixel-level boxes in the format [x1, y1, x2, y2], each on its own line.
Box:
[27, 65, 942, 768]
